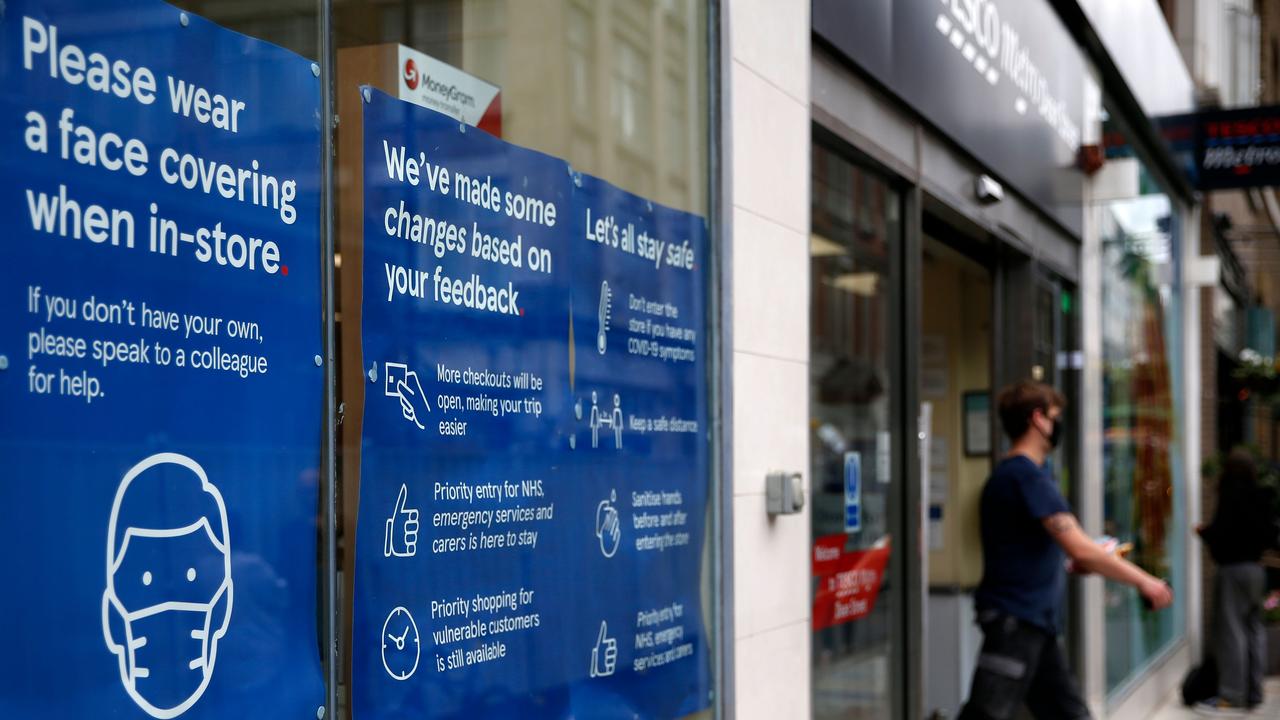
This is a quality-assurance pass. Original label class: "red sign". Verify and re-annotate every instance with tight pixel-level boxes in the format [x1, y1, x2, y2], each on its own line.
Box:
[812, 533, 891, 630]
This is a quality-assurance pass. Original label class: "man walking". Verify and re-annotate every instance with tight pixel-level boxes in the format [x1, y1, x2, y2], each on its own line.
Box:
[959, 382, 1174, 719]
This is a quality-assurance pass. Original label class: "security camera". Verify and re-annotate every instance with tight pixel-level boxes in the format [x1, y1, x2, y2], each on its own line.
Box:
[975, 174, 1004, 204]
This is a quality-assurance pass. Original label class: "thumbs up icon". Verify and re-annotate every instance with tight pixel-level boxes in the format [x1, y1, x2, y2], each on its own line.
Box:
[383, 484, 419, 558]
[589, 621, 617, 678]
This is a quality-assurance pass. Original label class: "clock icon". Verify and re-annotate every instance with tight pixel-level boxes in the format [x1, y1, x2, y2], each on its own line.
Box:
[381, 606, 420, 681]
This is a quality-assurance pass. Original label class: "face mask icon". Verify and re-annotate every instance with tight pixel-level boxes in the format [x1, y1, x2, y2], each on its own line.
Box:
[102, 453, 234, 719]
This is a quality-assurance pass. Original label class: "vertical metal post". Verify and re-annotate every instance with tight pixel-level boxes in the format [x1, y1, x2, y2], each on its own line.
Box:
[318, 0, 339, 716]
[708, 1, 734, 717]
[1181, 203, 1205, 666]
[992, 247, 1006, 450]
[902, 183, 925, 720]
[1078, 176, 1107, 717]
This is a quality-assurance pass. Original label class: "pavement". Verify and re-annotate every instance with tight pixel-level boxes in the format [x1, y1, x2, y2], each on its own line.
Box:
[1146, 678, 1280, 719]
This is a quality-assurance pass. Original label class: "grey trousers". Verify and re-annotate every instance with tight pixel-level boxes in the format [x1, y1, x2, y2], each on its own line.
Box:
[1214, 562, 1267, 706]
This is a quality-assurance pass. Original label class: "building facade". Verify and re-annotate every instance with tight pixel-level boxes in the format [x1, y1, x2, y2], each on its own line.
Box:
[0, 1, 1234, 719]
[738, 1, 1211, 718]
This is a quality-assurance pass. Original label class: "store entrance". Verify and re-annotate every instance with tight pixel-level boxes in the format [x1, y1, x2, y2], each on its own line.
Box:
[914, 217, 1082, 717]
[918, 231, 995, 719]
[806, 136, 1084, 719]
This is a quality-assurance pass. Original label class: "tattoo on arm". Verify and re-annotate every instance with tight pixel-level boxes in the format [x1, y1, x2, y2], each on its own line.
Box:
[1046, 513, 1078, 536]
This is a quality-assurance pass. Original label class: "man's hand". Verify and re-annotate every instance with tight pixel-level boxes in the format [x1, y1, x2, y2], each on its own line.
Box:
[1140, 578, 1174, 610]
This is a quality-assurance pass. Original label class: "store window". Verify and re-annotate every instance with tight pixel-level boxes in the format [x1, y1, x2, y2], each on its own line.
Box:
[1094, 152, 1187, 693]
[330, 4, 714, 719]
[1, 1, 715, 718]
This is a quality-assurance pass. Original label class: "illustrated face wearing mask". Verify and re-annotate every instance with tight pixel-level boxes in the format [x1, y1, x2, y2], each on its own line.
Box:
[102, 453, 233, 719]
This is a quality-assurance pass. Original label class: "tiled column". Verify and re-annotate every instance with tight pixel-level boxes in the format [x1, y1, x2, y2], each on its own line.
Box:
[724, 1, 812, 718]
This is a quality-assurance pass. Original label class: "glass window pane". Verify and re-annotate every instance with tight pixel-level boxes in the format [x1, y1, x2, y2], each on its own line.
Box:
[331, 3, 713, 719]
[175, 0, 319, 57]
[3, 1, 712, 716]
[1095, 155, 1186, 693]
[810, 142, 899, 720]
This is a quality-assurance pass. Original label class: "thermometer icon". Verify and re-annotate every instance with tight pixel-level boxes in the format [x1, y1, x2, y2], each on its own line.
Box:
[597, 280, 611, 355]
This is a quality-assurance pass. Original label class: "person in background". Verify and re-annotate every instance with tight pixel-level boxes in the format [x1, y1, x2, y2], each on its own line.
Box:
[1196, 448, 1277, 715]
[959, 381, 1174, 720]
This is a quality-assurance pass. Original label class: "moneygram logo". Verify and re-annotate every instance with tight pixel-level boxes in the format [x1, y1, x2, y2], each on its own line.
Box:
[403, 59, 420, 90]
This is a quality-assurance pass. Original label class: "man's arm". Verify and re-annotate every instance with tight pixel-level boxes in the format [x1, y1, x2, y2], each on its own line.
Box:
[1043, 512, 1174, 610]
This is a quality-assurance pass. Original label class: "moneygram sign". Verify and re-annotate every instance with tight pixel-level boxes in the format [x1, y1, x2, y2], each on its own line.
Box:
[397, 45, 501, 137]
[814, 0, 1087, 236]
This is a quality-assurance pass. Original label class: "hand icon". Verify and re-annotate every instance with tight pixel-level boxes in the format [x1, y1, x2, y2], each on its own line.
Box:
[385, 362, 430, 430]
[589, 621, 617, 678]
[383, 484, 419, 558]
[397, 378, 425, 429]
[595, 490, 620, 558]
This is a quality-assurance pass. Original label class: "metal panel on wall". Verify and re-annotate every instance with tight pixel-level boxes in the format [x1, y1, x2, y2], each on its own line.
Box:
[813, 0, 1087, 237]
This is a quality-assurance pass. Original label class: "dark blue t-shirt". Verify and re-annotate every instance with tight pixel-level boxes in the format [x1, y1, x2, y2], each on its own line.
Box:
[974, 455, 1071, 633]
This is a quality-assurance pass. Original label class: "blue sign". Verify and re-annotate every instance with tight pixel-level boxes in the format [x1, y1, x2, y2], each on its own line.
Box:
[844, 452, 861, 533]
[0, 1, 324, 718]
[355, 88, 710, 719]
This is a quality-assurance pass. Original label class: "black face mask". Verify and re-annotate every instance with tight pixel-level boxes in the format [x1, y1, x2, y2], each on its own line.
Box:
[1047, 417, 1063, 449]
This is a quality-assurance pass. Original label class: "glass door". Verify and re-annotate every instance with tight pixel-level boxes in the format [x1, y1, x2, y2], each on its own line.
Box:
[809, 138, 903, 720]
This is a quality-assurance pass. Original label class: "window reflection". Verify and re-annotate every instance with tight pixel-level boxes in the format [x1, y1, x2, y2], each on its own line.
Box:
[1097, 161, 1185, 693]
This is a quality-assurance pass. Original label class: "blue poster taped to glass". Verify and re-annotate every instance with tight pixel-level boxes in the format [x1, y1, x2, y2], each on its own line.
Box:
[355, 88, 711, 719]
[844, 452, 862, 533]
[0, 1, 325, 718]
